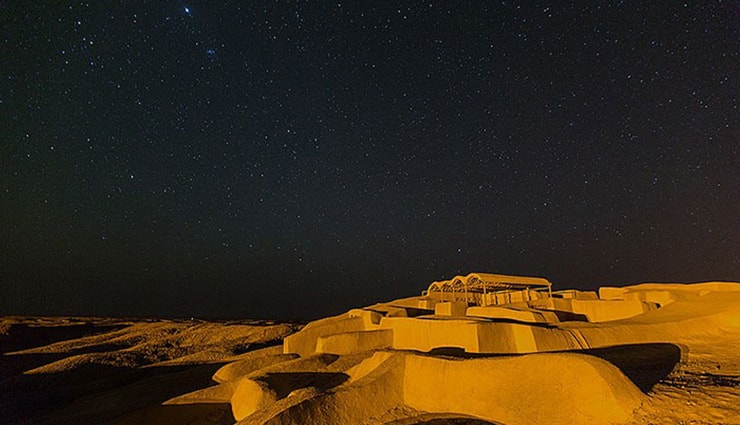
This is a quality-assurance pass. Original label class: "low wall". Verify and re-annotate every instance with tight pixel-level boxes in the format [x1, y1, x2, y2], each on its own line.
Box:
[379, 317, 482, 352]
[284, 316, 367, 357]
[467, 306, 559, 323]
[380, 317, 583, 354]
[316, 329, 393, 355]
[529, 298, 656, 322]
[434, 301, 468, 316]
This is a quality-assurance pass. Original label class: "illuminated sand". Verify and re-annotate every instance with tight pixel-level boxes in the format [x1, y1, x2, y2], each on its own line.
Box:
[2, 280, 739, 424]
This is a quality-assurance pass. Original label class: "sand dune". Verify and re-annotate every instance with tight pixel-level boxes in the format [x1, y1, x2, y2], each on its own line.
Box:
[0, 318, 298, 424]
[2, 281, 739, 424]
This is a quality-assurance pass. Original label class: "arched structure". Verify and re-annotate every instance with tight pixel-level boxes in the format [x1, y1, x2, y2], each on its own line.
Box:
[424, 273, 552, 306]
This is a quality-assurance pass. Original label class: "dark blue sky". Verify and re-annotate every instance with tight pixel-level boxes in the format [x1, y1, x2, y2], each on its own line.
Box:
[2, 1, 738, 320]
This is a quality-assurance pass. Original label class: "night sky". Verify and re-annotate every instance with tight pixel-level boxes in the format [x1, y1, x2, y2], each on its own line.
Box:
[2, 1, 738, 320]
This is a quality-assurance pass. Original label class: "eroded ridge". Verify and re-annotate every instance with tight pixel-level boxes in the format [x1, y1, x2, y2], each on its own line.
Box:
[168, 277, 740, 425]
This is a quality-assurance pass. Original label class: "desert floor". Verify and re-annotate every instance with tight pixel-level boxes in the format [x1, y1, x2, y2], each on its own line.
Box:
[0, 316, 299, 424]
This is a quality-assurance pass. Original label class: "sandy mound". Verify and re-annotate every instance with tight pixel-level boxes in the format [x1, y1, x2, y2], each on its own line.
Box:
[230, 350, 642, 425]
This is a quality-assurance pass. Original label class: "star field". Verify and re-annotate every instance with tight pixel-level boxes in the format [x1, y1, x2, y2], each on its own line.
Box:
[1, 1, 738, 319]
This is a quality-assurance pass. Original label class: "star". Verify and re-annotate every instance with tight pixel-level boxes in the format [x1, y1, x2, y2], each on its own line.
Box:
[1, 0, 737, 320]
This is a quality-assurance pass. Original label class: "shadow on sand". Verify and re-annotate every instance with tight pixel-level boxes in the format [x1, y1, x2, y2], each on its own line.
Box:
[0, 361, 227, 425]
[580, 342, 683, 393]
[425, 342, 682, 393]
[384, 413, 503, 425]
[0, 323, 128, 354]
[258, 371, 350, 398]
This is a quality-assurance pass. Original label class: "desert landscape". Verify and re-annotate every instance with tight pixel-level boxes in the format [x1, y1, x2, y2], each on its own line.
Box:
[2, 276, 739, 425]
[5, 2, 738, 424]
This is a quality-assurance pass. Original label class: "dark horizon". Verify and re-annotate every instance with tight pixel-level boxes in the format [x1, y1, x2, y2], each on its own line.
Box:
[2, 1, 738, 321]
